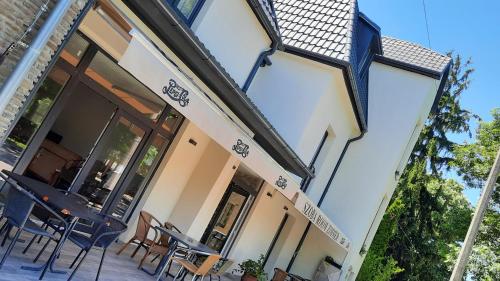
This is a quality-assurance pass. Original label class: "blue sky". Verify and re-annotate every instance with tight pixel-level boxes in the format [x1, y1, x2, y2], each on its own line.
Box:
[359, 0, 500, 204]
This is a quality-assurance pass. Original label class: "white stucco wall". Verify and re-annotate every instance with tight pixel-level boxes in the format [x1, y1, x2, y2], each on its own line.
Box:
[121, 121, 211, 240]
[246, 51, 359, 203]
[318, 62, 439, 279]
[228, 183, 309, 277]
[192, 0, 271, 87]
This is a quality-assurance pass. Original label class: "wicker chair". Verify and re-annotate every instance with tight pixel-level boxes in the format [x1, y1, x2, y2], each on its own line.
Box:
[116, 210, 161, 258]
[138, 222, 181, 268]
[272, 268, 290, 281]
[173, 253, 222, 281]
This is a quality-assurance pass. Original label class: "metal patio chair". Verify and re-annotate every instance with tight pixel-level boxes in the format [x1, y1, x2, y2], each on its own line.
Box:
[172, 252, 222, 281]
[68, 214, 127, 281]
[116, 210, 161, 257]
[0, 182, 67, 269]
[22, 190, 89, 257]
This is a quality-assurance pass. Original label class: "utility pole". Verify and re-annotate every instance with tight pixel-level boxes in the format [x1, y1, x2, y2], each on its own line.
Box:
[450, 148, 500, 281]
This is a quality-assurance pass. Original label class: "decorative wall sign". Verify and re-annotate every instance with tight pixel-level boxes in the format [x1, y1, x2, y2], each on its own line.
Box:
[295, 192, 349, 250]
[275, 176, 288, 189]
[232, 139, 250, 158]
[162, 79, 190, 107]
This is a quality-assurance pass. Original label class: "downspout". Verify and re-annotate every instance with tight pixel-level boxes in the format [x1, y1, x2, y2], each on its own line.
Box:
[286, 132, 365, 272]
[242, 40, 277, 92]
[0, 0, 75, 118]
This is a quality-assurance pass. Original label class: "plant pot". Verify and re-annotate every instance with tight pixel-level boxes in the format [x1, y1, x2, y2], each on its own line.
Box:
[241, 273, 258, 281]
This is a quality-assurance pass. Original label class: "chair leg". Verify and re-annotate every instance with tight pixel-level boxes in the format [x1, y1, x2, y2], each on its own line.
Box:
[23, 234, 39, 254]
[70, 249, 84, 269]
[138, 249, 151, 269]
[33, 238, 51, 263]
[0, 221, 8, 237]
[36, 223, 48, 244]
[130, 242, 142, 258]
[96, 248, 107, 281]
[173, 265, 184, 281]
[0, 228, 21, 269]
[1, 225, 11, 247]
[116, 238, 133, 255]
[68, 249, 90, 281]
[151, 253, 160, 263]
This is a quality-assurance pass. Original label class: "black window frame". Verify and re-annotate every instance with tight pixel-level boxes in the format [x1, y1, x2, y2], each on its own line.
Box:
[301, 130, 329, 192]
[166, 0, 206, 26]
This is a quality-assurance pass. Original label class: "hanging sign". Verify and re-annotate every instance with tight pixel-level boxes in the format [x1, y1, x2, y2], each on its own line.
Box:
[118, 30, 300, 200]
[295, 192, 350, 250]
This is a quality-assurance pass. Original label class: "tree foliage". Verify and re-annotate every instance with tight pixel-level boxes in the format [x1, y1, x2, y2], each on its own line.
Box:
[452, 108, 500, 280]
[357, 53, 478, 281]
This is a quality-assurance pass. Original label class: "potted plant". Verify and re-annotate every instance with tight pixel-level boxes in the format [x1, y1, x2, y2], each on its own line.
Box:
[234, 254, 267, 281]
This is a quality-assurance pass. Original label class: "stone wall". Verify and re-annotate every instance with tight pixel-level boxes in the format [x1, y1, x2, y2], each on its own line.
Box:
[0, 0, 87, 139]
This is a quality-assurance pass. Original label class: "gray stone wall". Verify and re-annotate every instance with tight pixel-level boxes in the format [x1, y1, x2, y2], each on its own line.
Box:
[0, 0, 87, 140]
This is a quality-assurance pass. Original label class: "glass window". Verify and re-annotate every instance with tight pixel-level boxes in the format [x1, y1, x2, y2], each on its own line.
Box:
[111, 134, 169, 218]
[175, 0, 202, 20]
[161, 107, 183, 134]
[78, 116, 145, 212]
[84, 52, 167, 122]
[0, 66, 70, 171]
[59, 33, 89, 66]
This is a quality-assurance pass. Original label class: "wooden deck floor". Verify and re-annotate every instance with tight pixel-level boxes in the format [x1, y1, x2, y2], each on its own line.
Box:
[0, 232, 237, 281]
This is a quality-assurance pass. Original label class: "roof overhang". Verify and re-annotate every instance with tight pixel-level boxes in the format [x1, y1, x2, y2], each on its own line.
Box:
[123, 0, 313, 179]
[246, 0, 282, 47]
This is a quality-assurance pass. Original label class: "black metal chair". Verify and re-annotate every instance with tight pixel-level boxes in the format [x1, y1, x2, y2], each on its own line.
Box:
[22, 190, 89, 256]
[68, 214, 127, 281]
[0, 181, 67, 269]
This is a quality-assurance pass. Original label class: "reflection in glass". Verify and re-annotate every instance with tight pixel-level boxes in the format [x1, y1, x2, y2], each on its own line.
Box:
[78, 116, 145, 211]
[59, 33, 89, 66]
[205, 189, 247, 252]
[85, 52, 166, 121]
[0, 66, 70, 171]
[162, 107, 183, 133]
[175, 0, 201, 19]
[112, 134, 169, 218]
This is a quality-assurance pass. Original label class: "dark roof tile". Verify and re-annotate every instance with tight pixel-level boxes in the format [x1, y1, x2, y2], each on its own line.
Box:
[381, 37, 451, 73]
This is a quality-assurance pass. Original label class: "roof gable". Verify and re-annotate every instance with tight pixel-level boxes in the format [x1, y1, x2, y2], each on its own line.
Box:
[380, 37, 451, 75]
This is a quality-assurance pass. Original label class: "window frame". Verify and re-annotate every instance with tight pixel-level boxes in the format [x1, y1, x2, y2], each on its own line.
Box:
[166, 0, 207, 26]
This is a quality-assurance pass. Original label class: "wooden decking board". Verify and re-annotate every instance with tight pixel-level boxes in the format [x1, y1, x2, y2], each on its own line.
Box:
[0, 233, 237, 281]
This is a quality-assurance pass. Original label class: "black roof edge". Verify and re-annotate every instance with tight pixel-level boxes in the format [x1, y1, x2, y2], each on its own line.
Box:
[430, 61, 452, 113]
[123, 0, 313, 179]
[246, 0, 283, 48]
[373, 55, 442, 79]
[284, 45, 367, 133]
[358, 12, 383, 54]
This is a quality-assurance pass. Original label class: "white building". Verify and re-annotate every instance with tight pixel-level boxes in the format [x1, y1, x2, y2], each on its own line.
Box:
[0, 0, 450, 280]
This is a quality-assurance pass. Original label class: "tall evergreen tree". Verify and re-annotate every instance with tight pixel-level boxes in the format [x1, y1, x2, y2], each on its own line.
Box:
[357, 53, 478, 281]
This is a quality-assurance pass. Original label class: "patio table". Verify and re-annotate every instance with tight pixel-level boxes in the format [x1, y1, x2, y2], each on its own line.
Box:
[141, 226, 217, 281]
[0, 170, 103, 280]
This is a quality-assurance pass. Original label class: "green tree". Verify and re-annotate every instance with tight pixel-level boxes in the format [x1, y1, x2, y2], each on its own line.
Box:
[357, 53, 477, 281]
[452, 109, 500, 280]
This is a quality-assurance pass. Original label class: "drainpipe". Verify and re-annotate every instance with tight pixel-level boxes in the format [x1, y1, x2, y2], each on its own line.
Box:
[242, 40, 278, 93]
[0, 0, 75, 119]
[286, 132, 365, 272]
